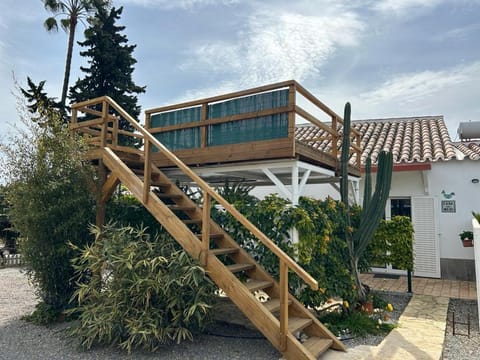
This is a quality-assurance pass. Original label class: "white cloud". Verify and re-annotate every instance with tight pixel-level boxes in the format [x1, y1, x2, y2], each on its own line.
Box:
[345, 61, 480, 135]
[181, 8, 364, 88]
[360, 63, 478, 105]
[373, 0, 443, 14]
[434, 23, 480, 42]
[119, 0, 239, 10]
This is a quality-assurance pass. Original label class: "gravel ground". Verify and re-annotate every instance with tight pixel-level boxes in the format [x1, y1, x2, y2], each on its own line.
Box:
[2, 267, 477, 359]
[0, 267, 280, 360]
[442, 298, 480, 360]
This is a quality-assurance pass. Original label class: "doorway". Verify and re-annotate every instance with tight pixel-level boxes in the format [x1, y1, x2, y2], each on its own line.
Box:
[371, 198, 411, 275]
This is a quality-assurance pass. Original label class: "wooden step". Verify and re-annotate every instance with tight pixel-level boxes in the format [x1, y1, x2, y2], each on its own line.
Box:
[155, 193, 183, 200]
[227, 263, 255, 273]
[131, 168, 160, 179]
[182, 219, 202, 225]
[167, 205, 196, 211]
[245, 279, 274, 292]
[302, 337, 333, 358]
[196, 233, 224, 240]
[150, 180, 171, 188]
[210, 247, 239, 256]
[288, 317, 313, 333]
[262, 298, 292, 312]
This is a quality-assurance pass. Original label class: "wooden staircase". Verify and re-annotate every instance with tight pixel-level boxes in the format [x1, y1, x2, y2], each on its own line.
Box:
[71, 97, 347, 359]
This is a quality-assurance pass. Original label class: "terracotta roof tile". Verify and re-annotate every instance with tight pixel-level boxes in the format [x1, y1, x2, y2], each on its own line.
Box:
[296, 115, 459, 165]
[453, 142, 480, 160]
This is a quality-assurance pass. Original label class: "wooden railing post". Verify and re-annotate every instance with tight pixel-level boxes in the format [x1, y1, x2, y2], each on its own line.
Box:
[200, 103, 208, 148]
[143, 113, 152, 204]
[201, 192, 211, 267]
[112, 116, 119, 147]
[100, 100, 108, 147]
[143, 138, 151, 204]
[288, 85, 296, 143]
[279, 259, 289, 351]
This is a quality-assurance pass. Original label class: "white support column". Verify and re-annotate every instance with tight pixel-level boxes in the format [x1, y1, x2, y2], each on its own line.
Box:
[298, 169, 311, 197]
[262, 168, 292, 200]
[291, 164, 299, 206]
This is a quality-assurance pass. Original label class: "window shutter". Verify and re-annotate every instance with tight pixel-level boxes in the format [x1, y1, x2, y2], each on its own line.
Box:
[412, 197, 441, 278]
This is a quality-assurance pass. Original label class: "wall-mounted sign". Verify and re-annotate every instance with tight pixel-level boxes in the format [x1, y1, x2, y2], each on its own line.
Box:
[441, 190, 455, 199]
[441, 200, 456, 213]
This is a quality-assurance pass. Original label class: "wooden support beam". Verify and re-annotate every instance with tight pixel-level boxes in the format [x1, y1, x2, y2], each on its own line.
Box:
[279, 260, 289, 351]
[201, 192, 211, 267]
[95, 160, 108, 233]
[101, 174, 120, 203]
[143, 139, 151, 204]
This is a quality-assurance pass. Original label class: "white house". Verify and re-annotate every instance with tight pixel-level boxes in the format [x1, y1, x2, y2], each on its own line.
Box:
[254, 116, 480, 280]
[350, 116, 480, 281]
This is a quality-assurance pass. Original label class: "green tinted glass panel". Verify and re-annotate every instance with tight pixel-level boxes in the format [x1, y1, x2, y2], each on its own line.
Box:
[150, 107, 200, 150]
[208, 114, 288, 146]
[207, 89, 289, 146]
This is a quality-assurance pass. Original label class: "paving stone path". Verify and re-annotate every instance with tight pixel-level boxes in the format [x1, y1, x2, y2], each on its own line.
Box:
[323, 294, 449, 359]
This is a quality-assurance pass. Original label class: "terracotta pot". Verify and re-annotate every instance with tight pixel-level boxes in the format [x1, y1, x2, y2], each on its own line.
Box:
[361, 301, 374, 314]
[462, 239, 474, 247]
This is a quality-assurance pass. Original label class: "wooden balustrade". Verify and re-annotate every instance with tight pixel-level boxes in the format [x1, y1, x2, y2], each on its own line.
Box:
[144, 80, 361, 174]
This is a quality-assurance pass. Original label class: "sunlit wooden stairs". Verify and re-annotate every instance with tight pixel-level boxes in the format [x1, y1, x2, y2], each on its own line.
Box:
[71, 96, 347, 359]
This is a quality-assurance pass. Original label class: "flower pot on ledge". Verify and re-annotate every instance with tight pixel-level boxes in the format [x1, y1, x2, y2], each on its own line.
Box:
[462, 238, 474, 247]
[459, 231, 474, 247]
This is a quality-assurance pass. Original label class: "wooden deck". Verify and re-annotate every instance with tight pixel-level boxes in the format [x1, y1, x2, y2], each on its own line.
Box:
[145, 80, 361, 177]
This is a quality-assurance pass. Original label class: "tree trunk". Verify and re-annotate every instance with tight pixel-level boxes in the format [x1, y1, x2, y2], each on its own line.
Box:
[351, 256, 366, 303]
[60, 18, 77, 113]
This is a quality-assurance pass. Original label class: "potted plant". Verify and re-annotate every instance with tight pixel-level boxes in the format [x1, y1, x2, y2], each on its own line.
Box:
[360, 293, 374, 314]
[459, 230, 474, 247]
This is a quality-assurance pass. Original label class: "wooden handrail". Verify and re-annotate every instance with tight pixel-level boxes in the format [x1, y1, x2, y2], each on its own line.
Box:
[73, 96, 318, 290]
[145, 80, 296, 115]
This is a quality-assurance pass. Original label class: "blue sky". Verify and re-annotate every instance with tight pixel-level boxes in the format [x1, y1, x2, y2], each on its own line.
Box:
[0, 0, 479, 140]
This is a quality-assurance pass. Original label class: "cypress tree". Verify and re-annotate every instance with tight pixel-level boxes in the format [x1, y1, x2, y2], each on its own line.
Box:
[70, 5, 145, 147]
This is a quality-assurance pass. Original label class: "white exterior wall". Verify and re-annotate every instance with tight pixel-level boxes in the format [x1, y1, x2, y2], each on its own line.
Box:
[361, 170, 426, 202]
[429, 159, 479, 261]
[251, 183, 341, 201]
[250, 159, 479, 269]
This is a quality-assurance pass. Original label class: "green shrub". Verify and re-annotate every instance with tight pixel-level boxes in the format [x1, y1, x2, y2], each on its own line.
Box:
[210, 184, 361, 307]
[69, 224, 215, 353]
[319, 307, 395, 338]
[1, 103, 95, 319]
[369, 216, 414, 271]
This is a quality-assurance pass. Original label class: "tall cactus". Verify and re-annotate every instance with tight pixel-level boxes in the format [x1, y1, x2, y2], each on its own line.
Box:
[362, 156, 371, 210]
[339, 102, 393, 301]
[340, 102, 351, 206]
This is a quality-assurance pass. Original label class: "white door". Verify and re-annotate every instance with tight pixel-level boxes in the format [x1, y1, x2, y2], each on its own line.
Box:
[412, 197, 441, 278]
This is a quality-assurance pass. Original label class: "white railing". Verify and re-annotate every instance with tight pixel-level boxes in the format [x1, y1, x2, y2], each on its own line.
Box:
[472, 218, 480, 329]
[0, 254, 22, 267]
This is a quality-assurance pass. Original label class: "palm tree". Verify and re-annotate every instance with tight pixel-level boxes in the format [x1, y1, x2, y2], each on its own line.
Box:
[42, 0, 110, 111]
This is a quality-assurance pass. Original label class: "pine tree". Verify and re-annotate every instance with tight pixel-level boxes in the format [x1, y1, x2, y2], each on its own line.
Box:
[69, 5, 145, 147]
